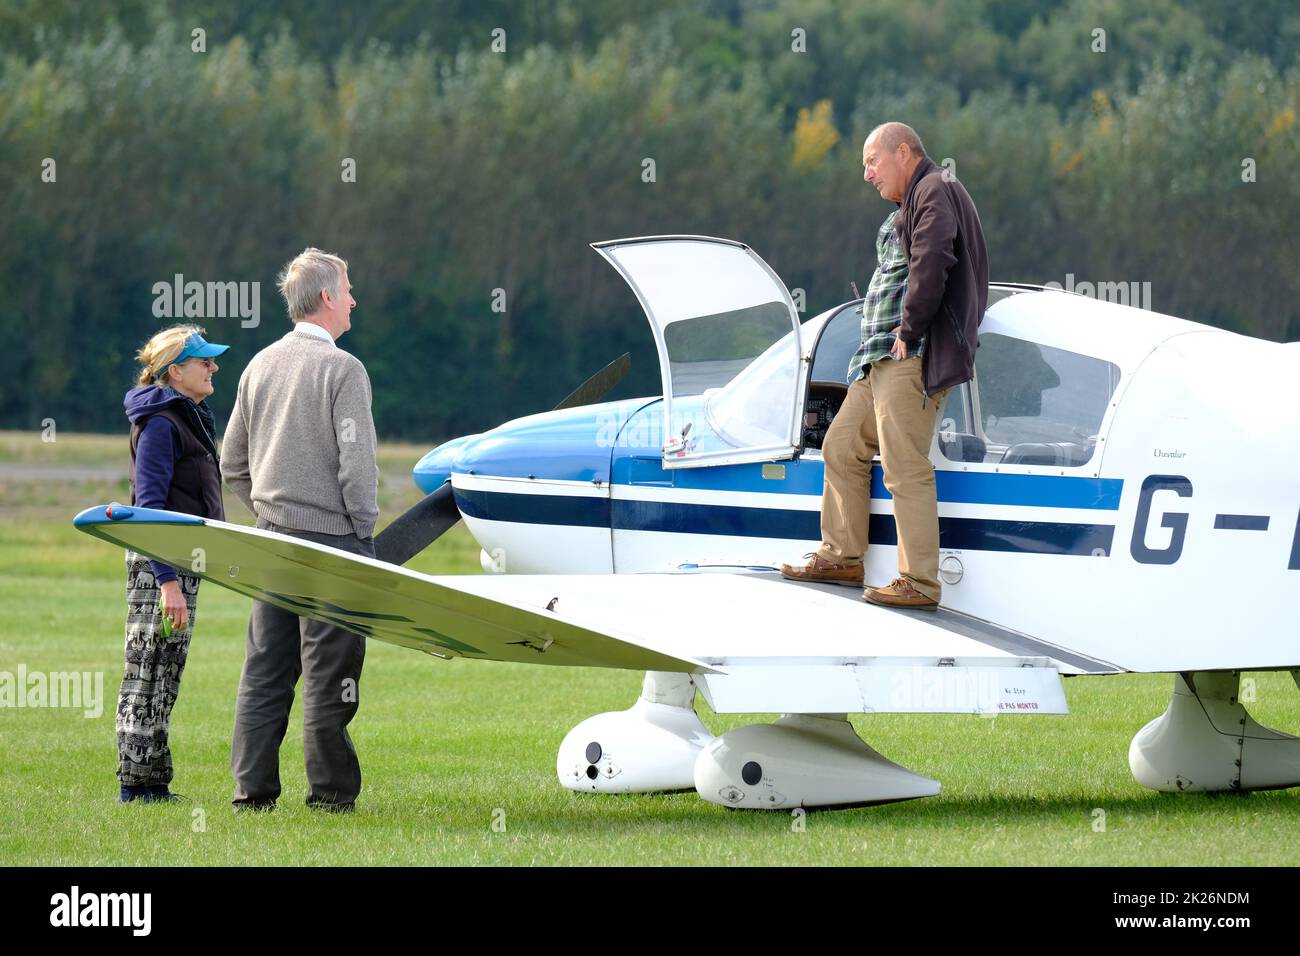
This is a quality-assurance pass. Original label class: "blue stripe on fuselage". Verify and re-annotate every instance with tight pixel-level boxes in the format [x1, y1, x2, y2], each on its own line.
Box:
[455, 488, 610, 528]
[452, 487, 1116, 556]
[629, 460, 1123, 510]
[921, 470, 1121, 509]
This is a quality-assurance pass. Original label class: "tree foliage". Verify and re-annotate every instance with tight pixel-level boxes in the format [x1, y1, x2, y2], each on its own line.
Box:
[1, 0, 1296, 441]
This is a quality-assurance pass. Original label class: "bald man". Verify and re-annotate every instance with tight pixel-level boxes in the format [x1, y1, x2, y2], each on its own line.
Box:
[782, 122, 987, 609]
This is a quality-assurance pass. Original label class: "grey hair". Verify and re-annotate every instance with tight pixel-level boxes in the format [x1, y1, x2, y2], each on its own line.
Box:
[865, 122, 926, 158]
[276, 247, 348, 322]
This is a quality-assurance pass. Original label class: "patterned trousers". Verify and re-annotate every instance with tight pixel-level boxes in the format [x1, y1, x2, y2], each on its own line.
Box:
[117, 550, 200, 787]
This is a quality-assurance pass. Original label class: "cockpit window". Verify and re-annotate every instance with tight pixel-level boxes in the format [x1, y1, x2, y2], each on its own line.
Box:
[809, 302, 866, 384]
[703, 315, 810, 449]
[942, 333, 1120, 467]
[664, 302, 792, 396]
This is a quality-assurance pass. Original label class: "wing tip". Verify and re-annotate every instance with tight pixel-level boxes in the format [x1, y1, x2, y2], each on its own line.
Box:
[72, 503, 205, 528]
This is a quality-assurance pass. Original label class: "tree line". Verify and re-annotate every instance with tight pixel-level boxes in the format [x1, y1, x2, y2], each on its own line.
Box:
[1, 0, 1296, 442]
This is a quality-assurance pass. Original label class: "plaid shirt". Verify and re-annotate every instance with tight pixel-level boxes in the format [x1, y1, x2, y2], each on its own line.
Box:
[847, 210, 924, 383]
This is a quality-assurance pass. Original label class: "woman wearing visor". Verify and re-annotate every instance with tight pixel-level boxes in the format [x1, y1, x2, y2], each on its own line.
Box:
[117, 324, 229, 803]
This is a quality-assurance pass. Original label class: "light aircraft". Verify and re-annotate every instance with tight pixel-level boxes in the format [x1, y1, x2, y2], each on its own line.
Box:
[76, 235, 1300, 810]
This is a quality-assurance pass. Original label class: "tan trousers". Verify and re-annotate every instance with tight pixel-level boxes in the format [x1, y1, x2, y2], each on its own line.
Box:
[817, 357, 947, 600]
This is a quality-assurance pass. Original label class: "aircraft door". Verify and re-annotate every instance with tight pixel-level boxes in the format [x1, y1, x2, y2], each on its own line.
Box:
[592, 236, 806, 469]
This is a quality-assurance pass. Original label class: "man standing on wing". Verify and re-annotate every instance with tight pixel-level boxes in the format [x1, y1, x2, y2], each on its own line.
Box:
[782, 122, 986, 610]
[222, 247, 379, 811]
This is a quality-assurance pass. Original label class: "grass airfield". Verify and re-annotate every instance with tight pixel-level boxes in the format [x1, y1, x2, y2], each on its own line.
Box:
[3, 432, 1299, 866]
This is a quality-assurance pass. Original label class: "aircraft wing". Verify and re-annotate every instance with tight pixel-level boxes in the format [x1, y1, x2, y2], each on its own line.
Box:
[73, 505, 1097, 715]
[74, 505, 705, 672]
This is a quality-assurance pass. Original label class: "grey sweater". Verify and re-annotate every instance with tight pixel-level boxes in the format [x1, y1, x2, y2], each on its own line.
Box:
[221, 327, 379, 538]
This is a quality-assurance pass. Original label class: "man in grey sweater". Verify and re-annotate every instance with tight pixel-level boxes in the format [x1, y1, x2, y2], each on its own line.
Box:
[221, 247, 379, 812]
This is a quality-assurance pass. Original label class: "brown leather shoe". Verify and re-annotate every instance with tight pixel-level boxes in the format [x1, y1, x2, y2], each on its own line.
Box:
[780, 552, 864, 586]
[864, 577, 939, 610]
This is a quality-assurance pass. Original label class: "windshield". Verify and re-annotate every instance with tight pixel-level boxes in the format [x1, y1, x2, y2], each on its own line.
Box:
[706, 314, 828, 448]
[664, 301, 794, 396]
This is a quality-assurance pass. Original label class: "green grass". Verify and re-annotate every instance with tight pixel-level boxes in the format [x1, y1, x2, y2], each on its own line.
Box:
[2, 433, 1299, 865]
[0, 429, 125, 467]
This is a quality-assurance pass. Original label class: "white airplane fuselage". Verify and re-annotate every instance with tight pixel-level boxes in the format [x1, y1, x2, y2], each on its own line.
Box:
[419, 289, 1300, 676]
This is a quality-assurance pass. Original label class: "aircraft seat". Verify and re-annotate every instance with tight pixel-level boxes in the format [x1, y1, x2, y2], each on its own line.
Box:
[939, 432, 987, 463]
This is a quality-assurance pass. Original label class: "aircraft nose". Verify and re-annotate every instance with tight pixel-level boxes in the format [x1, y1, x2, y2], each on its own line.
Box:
[413, 433, 481, 494]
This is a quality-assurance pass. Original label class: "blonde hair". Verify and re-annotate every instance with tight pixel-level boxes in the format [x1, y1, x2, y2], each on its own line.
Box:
[276, 247, 348, 322]
[136, 324, 205, 386]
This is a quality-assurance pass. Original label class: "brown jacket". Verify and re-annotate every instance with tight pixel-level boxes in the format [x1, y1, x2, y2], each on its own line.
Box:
[895, 155, 988, 396]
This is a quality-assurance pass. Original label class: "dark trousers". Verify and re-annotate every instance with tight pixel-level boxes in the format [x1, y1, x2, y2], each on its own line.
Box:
[230, 518, 375, 808]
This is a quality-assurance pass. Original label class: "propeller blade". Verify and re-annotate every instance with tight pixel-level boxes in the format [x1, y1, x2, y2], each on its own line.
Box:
[374, 482, 460, 566]
[552, 352, 631, 410]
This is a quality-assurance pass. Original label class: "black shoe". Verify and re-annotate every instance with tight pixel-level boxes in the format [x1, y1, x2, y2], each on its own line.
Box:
[119, 784, 151, 803]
